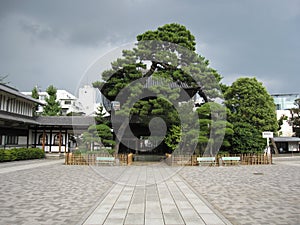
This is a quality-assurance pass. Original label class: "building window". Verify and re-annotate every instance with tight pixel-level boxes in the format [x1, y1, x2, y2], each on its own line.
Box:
[53, 133, 63, 145]
[64, 100, 71, 105]
[276, 104, 281, 110]
[38, 134, 48, 145]
[5, 136, 18, 145]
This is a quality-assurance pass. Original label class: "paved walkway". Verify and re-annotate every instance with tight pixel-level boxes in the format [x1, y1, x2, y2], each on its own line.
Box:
[0, 159, 64, 174]
[83, 166, 230, 225]
[179, 157, 300, 225]
[1, 157, 299, 225]
[0, 159, 113, 225]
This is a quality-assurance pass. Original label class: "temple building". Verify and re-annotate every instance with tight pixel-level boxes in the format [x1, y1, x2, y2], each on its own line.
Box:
[0, 83, 93, 152]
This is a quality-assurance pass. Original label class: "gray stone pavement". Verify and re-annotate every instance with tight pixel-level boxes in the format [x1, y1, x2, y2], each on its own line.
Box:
[83, 165, 230, 225]
[1, 157, 299, 225]
[0, 159, 113, 225]
[0, 159, 64, 174]
[179, 157, 300, 225]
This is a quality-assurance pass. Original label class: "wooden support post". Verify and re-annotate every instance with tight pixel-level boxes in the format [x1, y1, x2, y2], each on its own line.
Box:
[49, 128, 52, 153]
[34, 127, 37, 148]
[64, 130, 67, 153]
[26, 129, 30, 149]
[42, 129, 45, 151]
[59, 131, 62, 154]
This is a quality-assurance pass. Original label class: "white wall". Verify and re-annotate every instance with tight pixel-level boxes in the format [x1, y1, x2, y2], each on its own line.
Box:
[78, 85, 97, 116]
[277, 110, 294, 137]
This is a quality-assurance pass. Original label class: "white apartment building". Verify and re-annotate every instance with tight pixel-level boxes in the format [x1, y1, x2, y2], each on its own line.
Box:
[22, 85, 104, 116]
[22, 89, 84, 115]
[272, 93, 300, 153]
[77, 85, 100, 116]
[272, 93, 299, 137]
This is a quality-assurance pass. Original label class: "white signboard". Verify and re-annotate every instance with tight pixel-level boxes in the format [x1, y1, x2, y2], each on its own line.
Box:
[262, 131, 273, 138]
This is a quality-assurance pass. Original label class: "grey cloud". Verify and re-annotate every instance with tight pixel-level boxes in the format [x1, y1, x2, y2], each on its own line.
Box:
[0, 0, 299, 94]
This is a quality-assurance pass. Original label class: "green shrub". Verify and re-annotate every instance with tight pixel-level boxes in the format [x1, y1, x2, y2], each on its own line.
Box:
[0, 148, 45, 162]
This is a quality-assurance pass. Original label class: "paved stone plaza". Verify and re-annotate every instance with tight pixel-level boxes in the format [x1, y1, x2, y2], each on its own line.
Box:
[0, 157, 299, 225]
[179, 157, 300, 225]
[0, 159, 113, 225]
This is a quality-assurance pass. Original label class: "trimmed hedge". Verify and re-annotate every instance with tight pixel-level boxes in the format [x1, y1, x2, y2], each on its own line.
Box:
[0, 148, 45, 162]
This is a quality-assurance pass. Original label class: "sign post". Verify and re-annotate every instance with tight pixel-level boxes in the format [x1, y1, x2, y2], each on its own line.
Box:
[262, 131, 273, 164]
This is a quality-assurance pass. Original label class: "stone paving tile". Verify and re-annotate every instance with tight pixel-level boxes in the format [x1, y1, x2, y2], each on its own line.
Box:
[179, 161, 300, 225]
[6, 158, 291, 224]
[124, 212, 144, 224]
[0, 159, 64, 174]
[82, 165, 228, 225]
[0, 161, 114, 225]
[145, 218, 165, 225]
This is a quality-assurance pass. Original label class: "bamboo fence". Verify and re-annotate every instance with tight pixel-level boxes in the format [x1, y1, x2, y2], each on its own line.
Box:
[165, 153, 272, 166]
[65, 153, 132, 166]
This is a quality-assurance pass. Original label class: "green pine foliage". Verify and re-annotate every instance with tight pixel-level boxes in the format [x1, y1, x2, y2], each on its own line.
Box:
[42, 85, 61, 116]
[31, 86, 39, 114]
[197, 102, 233, 155]
[93, 23, 224, 153]
[31, 86, 39, 99]
[82, 106, 115, 151]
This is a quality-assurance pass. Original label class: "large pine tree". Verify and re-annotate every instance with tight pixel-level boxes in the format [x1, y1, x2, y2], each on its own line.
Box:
[93, 23, 225, 154]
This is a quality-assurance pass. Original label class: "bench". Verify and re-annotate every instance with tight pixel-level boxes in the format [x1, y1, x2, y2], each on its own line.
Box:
[96, 156, 115, 166]
[197, 157, 216, 166]
[221, 156, 240, 166]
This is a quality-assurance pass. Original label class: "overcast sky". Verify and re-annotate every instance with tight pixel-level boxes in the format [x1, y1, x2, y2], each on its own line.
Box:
[0, 0, 299, 96]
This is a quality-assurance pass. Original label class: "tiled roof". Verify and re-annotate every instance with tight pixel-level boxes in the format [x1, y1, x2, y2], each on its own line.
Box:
[35, 116, 95, 126]
[0, 111, 39, 125]
[0, 84, 42, 104]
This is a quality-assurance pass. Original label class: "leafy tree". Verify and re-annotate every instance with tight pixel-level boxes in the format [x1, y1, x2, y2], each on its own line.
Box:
[42, 85, 61, 116]
[82, 106, 115, 151]
[164, 125, 181, 152]
[31, 86, 39, 99]
[224, 77, 278, 153]
[197, 102, 233, 156]
[31, 86, 39, 114]
[288, 98, 300, 137]
[164, 101, 200, 154]
[82, 126, 98, 151]
[277, 114, 288, 136]
[93, 23, 224, 154]
[95, 105, 109, 125]
[230, 122, 266, 154]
